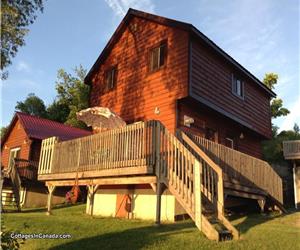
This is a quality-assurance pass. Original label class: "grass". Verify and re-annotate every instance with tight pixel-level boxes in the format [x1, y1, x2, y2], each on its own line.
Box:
[2, 204, 300, 250]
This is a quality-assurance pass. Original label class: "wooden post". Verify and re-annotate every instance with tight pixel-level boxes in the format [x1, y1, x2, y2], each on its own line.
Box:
[46, 185, 56, 215]
[86, 185, 99, 216]
[293, 161, 298, 209]
[194, 160, 201, 230]
[257, 199, 266, 213]
[217, 171, 224, 217]
[155, 181, 162, 225]
[155, 121, 162, 225]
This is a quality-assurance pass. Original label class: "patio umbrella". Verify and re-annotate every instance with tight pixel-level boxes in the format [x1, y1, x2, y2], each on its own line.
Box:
[76, 107, 126, 131]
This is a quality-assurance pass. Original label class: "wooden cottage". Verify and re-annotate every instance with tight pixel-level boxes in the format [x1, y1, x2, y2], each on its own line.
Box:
[1, 112, 91, 209]
[37, 9, 284, 241]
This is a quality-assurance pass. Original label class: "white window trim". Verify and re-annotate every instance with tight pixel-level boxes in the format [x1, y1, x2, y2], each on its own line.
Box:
[225, 137, 234, 149]
[232, 74, 244, 99]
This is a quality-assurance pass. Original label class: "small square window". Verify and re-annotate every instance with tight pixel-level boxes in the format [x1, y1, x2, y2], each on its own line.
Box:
[105, 67, 117, 90]
[149, 42, 167, 72]
[232, 74, 244, 98]
[225, 137, 234, 149]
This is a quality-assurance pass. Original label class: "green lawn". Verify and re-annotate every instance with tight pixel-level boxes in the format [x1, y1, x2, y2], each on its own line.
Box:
[2, 204, 300, 250]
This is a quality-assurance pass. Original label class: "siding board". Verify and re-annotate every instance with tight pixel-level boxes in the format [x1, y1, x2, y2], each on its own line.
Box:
[90, 17, 189, 133]
[190, 39, 272, 138]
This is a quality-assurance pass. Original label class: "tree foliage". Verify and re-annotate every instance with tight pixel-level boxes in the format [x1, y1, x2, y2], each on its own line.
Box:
[262, 123, 300, 163]
[13, 66, 90, 129]
[270, 98, 290, 119]
[15, 93, 47, 118]
[1, 126, 8, 139]
[46, 101, 70, 124]
[54, 65, 90, 128]
[1, 0, 44, 79]
[263, 73, 290, 119]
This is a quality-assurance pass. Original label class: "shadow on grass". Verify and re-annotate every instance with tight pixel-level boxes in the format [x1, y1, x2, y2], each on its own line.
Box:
[231, 210, 295, 235]
[50, 221, 196, 250]
[4, 203, 85, 214]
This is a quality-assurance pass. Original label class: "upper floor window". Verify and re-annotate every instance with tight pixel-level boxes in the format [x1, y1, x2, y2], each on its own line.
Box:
[232, 74, 244, 98]
[105, 66, 117, 90]
[149, 42, 167, 72]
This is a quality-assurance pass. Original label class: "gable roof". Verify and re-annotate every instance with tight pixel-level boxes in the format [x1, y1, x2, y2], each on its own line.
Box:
[84, 8, 276, 97]
[2, 112, 91, 144]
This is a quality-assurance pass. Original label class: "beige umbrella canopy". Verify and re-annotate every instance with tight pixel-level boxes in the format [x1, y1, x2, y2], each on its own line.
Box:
[76, 107, 126, 131]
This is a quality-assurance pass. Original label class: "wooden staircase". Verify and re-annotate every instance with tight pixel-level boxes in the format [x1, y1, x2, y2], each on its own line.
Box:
[154, 122, 239, 241]
[1, 159, 21, 212]
[183, 130, 285, 212]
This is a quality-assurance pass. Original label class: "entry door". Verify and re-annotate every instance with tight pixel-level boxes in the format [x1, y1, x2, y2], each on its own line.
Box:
[8, 147, 21, 169]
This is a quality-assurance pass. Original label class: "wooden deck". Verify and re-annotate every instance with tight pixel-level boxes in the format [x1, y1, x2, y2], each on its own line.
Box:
[37, 120, 285, 241]
[38, 122, 156, 180]
[283, 140, 300, 160]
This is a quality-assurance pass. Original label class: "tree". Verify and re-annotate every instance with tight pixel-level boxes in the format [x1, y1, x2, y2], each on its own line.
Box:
[15, 93, 47, 118]
[1, 0, 44, 79]
[54, 65, 90, 128]
[1, 126, 8, 139]
[262, 126, 300, 163]
[46, 101, 70, 124]
[270, 98, 290, 119]
[263, 73, 290, 119]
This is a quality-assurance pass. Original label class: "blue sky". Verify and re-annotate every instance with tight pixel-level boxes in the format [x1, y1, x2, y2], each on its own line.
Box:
[1, 0, 299, 131]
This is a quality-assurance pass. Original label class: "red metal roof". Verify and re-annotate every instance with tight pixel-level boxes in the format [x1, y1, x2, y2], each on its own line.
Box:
[16, 112, 91, 141]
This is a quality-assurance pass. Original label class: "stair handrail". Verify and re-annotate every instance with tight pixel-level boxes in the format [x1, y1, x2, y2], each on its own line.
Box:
[186, 132, 283, 204]
[154, 121, 202, 228]
[177, 131, 225, 216]
[9, 159, 21, 211]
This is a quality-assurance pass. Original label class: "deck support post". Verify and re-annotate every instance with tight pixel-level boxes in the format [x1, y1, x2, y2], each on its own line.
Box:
[86, 185, 99, 216]
[154, 121, 163, 226]
[155, 181, 162, 225]
[257, 198, 266, 213]
[46, 185, 56, 215]
[293, 161, 298, 209]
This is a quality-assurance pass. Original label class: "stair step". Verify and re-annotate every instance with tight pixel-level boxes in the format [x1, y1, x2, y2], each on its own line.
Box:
[219, 230, 233, 241]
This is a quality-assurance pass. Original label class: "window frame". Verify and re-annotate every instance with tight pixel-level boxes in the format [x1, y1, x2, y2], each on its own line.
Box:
[232, 73, 244, 99]
[148, 40, 167, 73]
[8, 147, 21, 168]
[104, 66, 117, 91]
[225, 137, 234, 149]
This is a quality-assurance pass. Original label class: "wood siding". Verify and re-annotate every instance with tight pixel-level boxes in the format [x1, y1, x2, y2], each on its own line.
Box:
[1, 119, 31, 168]
[90, 17, 189, 133]
[189, 38, 272, 138]
[178, 100, 263, 158]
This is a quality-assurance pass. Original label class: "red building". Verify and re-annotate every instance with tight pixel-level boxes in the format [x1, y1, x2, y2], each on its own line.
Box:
[36, 9, 283, 241]
[1, 112, 91, 209]
[85, 9, 274, 159]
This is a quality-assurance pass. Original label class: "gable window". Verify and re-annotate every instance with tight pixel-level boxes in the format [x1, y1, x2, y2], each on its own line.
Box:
[105, 66, 117, 90]
[149, 42, 167, 72]
[232, 74, 244, 98]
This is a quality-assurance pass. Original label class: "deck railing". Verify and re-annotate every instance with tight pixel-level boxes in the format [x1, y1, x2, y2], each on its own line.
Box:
[283, 140, 300, 160]
[15, 159, 39, 180]
[186, 133, 283, 204]
[155, 123, 201, 224]
[38, 121, 156, 175]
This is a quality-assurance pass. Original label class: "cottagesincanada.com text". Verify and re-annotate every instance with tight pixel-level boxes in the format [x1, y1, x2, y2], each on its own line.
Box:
[10, 233, 72, 240]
